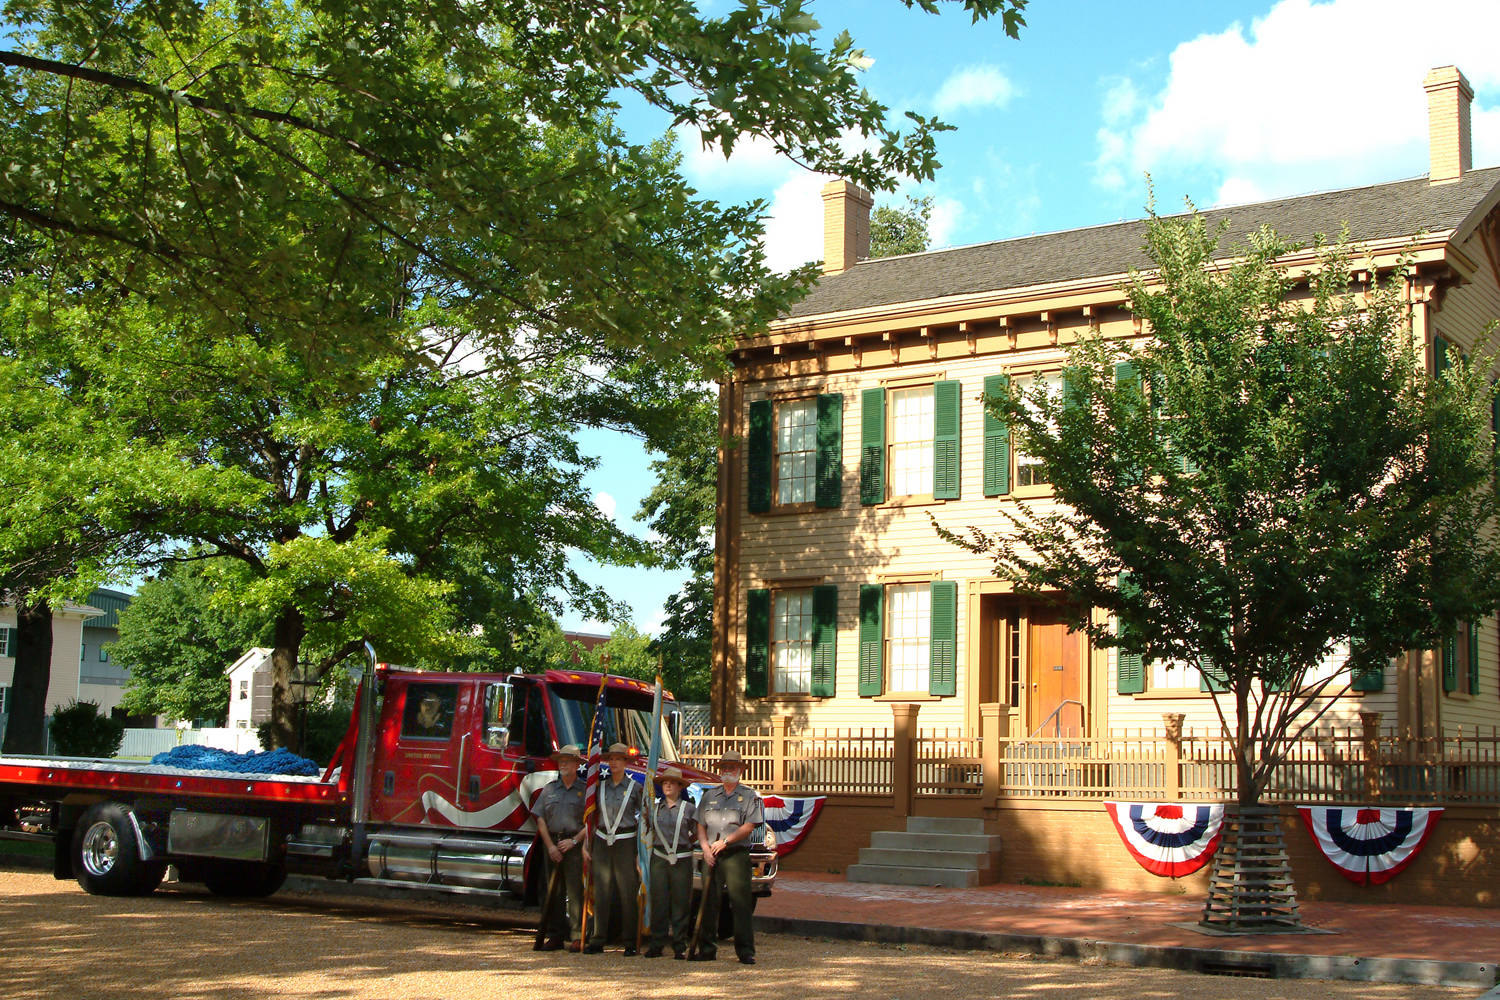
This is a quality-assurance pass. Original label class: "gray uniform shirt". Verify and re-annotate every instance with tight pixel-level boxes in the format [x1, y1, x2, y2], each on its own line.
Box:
[535, 776, 586, 839]
[697, 783, 763, 845]
[595, 776, 642, 843]
[649, 796, 697, 860]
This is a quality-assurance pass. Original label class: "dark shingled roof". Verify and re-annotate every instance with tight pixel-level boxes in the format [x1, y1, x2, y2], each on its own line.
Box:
[788, 167, 1500, 319]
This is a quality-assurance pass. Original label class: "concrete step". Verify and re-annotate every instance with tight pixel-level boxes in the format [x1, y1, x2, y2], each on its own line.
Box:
[858, 847, 992, 870]
[905, 816, 986, 836]
[846, 864, 980, 888]
[870, 830, 1003, 853]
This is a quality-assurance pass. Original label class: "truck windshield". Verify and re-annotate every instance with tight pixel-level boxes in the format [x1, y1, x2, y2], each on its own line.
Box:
[549, 685, 679, 763]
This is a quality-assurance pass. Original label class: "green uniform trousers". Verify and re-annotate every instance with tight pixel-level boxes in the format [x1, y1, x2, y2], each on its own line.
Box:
[648, 854, 694, 954]
[588, 837, 641, 947]
[695, 847, 754, 960]
[543, 844, 585, 943]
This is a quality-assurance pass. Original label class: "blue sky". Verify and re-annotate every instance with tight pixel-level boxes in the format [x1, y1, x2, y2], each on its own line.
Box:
[560, 0, 1500, 635]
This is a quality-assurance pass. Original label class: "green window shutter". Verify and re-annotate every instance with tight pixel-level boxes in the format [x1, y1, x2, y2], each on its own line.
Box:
[933, 380, 962, 500]
[745, 589, 770, 698]
[1442, 632, 1457, 693]
[1491, 388, 1498, 490]
[1117, 652, 1145, 695]
[1115, 361, 1142, 485]
[1351, 653, 1385, 692]
[1469, 620, 1480, 696]
[1200, 658, 1229, 692]
[858, 584, 884, 697]
[815, 394, 843, 508]
[1434, 336, 1450, 380]
[747, 400, 773, 514]
[859, 388, 885, 505]
[1061, 367, 1084, 414]
[811, 585, 838, 698]
[928, 580, 958, 697]
[982, 374, 1010, 497]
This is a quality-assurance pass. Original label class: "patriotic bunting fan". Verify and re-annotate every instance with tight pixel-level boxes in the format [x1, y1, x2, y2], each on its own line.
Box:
[1298, 807, 1442, 885]
[762, 794, 826, 857]
[1104, 801, 1225, 877]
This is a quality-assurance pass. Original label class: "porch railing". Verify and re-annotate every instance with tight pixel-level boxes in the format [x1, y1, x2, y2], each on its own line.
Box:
[681, 706, 1500, 813]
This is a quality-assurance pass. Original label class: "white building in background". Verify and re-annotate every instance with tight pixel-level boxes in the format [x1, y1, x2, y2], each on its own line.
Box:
[224, 647, 274, 733]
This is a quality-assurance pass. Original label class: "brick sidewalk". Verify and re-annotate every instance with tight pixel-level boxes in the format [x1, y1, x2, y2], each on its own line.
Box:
[759, 871, 1500, 965]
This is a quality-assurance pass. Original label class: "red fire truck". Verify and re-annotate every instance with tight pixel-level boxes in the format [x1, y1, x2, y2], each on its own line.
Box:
[0, 649, 777, 910]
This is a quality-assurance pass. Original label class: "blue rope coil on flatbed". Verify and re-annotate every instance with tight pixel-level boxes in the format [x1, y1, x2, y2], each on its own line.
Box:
[150, 744, 321, 776]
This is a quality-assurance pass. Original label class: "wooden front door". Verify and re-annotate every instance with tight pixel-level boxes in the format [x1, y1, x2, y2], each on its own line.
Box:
[1027, 604, 1085, 736]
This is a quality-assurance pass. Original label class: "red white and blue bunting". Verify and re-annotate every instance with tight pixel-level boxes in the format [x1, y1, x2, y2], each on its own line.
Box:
[1298, 807, 1442, 885]
[1104, 801, 1226, 878]
[762, 794, 827, 857]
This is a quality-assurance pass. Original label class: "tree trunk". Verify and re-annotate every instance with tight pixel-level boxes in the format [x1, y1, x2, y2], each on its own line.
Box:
[1235, 681, 1257, 808]
[268, 607, 305, 750]
[1, 600, 54, 755]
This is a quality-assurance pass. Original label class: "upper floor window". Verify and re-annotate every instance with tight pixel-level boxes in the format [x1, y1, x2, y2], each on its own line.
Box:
[889, 387, 935, 497]
[748, 394, 843, 513]
[1013, 371, 1061, 488]
[776, 399, 818, 505]
[239, 679, 249, 701]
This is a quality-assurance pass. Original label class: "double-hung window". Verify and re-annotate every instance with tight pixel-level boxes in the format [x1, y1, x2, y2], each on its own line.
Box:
[889, 387, 934, 497]
[771, 589, 816, 694]
[1444, 621, 1481, 696]
[744, 585, 838, 698]
[776, 400, 819, 505]
[1013, 372, 1061, 488]
[856, 579, 958, 698]
[747, 394, 844, 512]
[886, 584, 931, 692]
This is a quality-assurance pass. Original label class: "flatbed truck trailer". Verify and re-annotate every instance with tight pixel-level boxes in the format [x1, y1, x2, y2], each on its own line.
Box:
[0, 649, 777, 908]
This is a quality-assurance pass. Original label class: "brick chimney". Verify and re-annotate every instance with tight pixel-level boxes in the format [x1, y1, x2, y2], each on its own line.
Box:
[1424, 65, 1473, 184]
[821, 179, 873, 274]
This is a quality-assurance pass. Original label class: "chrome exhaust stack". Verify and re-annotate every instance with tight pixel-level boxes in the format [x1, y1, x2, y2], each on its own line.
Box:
[348, 641, 380, 868]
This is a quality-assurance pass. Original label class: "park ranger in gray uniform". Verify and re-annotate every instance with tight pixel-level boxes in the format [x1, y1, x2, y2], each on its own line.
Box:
[691, 750, 763, 964]
[534, 744, 587, 951]
[585, 742, 642, 954]
[644, 764, 696, 959]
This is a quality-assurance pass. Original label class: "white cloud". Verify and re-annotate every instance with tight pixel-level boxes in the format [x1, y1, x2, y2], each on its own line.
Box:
[1094, 0, 1500, 202]
[643, 606, 670, 636]
[927, 196, 965, 249]
[760, 169, 834, 274]
[933, 65, 1017, 117]
[674, 125, 794, 190]
[593, 491, 617, 521]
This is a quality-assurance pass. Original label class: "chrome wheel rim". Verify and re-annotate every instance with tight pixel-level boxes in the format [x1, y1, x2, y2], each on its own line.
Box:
[81, 821, 120, 877]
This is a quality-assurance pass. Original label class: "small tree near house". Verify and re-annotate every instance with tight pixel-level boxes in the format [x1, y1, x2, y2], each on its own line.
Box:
[937, 209, 1500, 924]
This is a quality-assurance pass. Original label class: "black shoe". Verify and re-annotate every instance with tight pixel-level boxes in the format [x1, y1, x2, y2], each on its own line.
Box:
[540, 939, 565, 952]
[623, 948, 638, 957]
[672, 950, 686, 960]
[688, 952, 716, 962]
[643, 947, 663, 959]
[738, 956, 756, 965]
[582, 943, 604, 955]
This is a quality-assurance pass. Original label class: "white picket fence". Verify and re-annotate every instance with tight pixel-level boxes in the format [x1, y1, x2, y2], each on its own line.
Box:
[120, 727, 263, 758]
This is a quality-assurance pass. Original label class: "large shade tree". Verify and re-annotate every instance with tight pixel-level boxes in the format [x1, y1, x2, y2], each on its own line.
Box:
[940, 210, 1500, 809]
[1, 0, 1031, 746]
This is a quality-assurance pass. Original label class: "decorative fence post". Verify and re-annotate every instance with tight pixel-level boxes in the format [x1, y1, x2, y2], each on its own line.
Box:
[980, 703, 1004, 809]
[771, 714, 789, 793]
[891, 704, 920, 817]
[1162, 713, 1185, 800]
[1360, 711, 1382, 801]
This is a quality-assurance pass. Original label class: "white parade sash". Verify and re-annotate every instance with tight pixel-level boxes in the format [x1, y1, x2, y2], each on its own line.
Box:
[652, 802, 692, 863]
[596, 779, 637, 845]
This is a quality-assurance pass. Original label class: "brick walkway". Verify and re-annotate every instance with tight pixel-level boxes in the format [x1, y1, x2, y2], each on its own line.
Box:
[759, 872, 1500, 965]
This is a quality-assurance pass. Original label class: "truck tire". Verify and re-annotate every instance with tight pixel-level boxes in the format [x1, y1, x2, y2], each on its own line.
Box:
[73, 802, 165, 897]
[203, 861, 288, 898]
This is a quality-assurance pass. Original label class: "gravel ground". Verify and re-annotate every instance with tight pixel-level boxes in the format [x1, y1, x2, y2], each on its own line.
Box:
[0, 868, 1480, 1000]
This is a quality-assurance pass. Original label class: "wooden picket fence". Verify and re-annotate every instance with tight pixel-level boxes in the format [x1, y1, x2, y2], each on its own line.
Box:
[679, 713, 1500, 811]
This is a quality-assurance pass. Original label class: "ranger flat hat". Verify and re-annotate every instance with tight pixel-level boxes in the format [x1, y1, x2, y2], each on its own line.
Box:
[716, 750, 746, 768]
[653, 764, 689, 787]
[603, 742, 631, 757]
[551, 744, 584, 761]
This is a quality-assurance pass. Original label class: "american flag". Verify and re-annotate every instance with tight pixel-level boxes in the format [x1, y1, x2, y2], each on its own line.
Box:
[579, 674, 610, 893]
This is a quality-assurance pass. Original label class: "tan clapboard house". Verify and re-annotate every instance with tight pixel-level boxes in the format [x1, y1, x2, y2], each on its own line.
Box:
[709, 66, 1500, 745]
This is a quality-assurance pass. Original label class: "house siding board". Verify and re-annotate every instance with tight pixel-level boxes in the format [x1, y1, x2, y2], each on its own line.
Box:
[786, 168, 1500, 320]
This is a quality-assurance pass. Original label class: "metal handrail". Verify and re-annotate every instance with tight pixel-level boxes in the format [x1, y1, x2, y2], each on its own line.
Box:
[1030, 700, 1085, 738]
